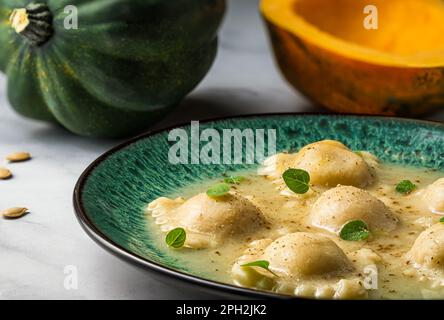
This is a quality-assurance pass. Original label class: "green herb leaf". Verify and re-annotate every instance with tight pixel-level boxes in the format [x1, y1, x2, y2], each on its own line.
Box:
[241, 260, 278, 277]
[396, 180, 417, 195]
[165, 228, 186, 248]
[340, 220, 370, 241]
[206, 183, 230, 198]
[354, 151, 363, 157]
[224, 176, 245, 185]
[283, 169, 310, 194]
[440, 217, 444, 224]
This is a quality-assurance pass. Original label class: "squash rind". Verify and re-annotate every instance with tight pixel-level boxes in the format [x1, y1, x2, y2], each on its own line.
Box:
[0, 0, 226, 137]
[261, 0, 444, 116]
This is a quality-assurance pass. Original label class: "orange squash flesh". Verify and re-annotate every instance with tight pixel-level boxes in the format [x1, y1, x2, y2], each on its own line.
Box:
[261, 0, 444, 116]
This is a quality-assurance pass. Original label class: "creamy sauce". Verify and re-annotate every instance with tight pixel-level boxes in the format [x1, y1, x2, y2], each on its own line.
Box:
[146, 161, 444, 299]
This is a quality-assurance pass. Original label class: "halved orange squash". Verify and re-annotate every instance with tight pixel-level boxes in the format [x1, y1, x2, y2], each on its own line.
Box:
[261, 0, 444, 116]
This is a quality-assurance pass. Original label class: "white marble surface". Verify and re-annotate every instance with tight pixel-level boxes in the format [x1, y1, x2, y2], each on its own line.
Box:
[0, 0, 443, 300]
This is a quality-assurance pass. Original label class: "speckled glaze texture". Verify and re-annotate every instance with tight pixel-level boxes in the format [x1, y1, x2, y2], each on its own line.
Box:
[79, 114, 444, 277]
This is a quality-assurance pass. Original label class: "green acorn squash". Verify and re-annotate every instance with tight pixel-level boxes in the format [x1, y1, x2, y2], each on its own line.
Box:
[0, 0, 225, 137]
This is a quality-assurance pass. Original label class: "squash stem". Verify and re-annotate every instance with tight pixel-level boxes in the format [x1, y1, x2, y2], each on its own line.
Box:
[9, 2, 53, 46]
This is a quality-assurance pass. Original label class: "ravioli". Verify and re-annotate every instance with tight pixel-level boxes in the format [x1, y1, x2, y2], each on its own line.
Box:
[407, 223, 444, 274]
[232, 233, 374, 299]
[263, 233, 353, 277]
[423, 178, 444, 214]
[146, 138, 444, 299]
[308, 186, 398, 234]
[258, 140, 374, 188]
[147, 192, 268, 249]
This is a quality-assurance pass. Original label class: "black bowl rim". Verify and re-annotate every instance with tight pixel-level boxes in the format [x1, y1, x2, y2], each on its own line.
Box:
[73, 112, 444, 299]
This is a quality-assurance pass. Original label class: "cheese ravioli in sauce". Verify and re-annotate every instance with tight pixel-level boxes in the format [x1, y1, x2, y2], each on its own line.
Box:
[232, 233, 377, 299]
[308, 185, 399, 234]
[148, 192, 268, 249]
[406, 223, 444, 286]
[258, 140, 374, 188]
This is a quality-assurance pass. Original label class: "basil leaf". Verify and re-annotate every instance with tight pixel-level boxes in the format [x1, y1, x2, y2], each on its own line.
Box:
[396, 180, 416, 194]
[440, 217, 444, 224]
[207, 183, 230, 198]
[283, 169, 310, 194]
[340, 220, 370, 241]
[224, 176, 245, 185]
[165, 228, 186, 248]
[241, 260, 278, 277]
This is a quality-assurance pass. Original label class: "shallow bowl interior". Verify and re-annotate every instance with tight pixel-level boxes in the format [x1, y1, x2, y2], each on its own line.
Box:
[74, 114, 444, 298]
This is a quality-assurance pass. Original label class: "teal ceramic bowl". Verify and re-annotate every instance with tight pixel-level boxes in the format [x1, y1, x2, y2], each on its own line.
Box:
[74, 114, 444, 299]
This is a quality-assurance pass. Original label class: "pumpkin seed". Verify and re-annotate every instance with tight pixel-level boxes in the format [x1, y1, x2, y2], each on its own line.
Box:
[2, 207, 29, 219]
[6, 152, 31, 162]
[0, 167, 12, 180]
